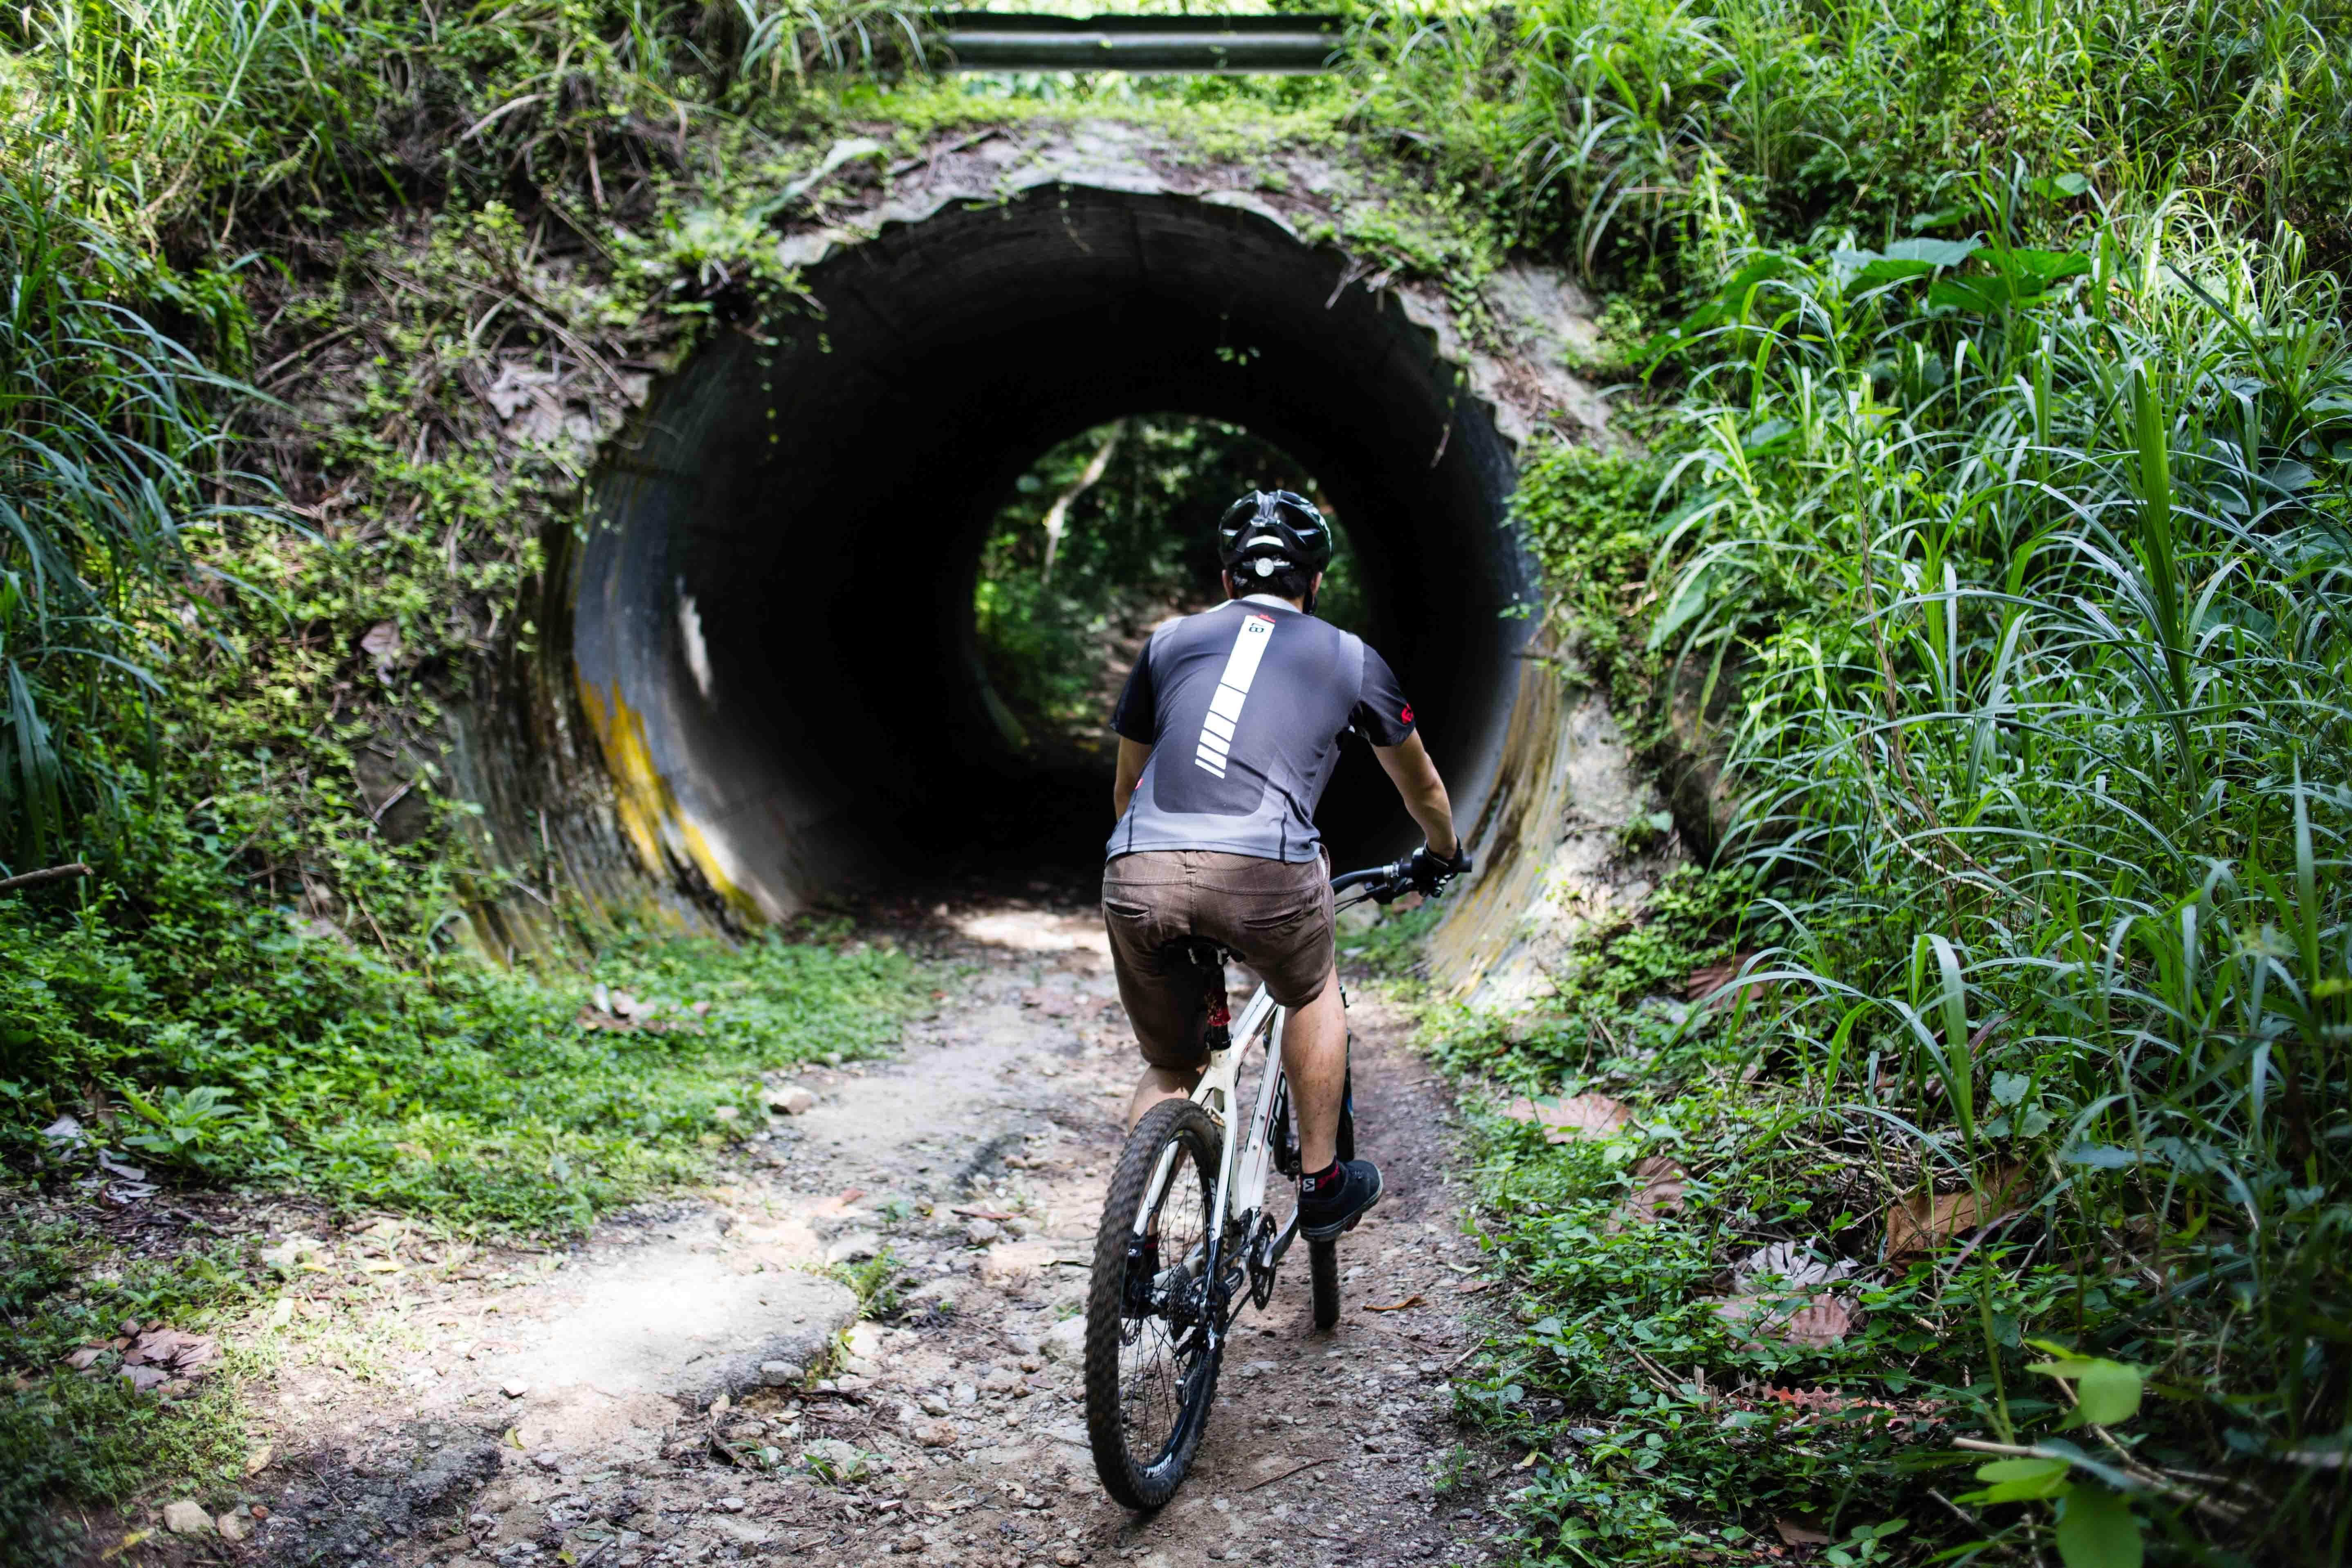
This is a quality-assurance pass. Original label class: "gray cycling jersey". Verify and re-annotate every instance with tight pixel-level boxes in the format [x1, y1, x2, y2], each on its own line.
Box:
[1107, 596, 1417, 863]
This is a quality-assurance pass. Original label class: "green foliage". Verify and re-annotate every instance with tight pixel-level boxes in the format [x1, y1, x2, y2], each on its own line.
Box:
[1, 820, 926, 1234]
[1341, 0, 2352, 293]
[1510, 444, 1667, 716]
[0, 169, 259, 873]
[1438, 175, 2352, 1568]
[0, 1210, 261, 1558]
[1405, 15, 2349, 1555]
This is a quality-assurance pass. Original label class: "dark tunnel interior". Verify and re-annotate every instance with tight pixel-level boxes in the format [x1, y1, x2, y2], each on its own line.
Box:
[571, 186, 1532, 917]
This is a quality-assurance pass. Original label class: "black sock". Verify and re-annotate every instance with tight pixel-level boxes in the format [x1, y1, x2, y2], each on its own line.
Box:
[1302, 1160, 1343, 1198]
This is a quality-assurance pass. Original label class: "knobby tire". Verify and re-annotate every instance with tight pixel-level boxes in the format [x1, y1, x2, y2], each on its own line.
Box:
[1084, 1098, 1225, 1509]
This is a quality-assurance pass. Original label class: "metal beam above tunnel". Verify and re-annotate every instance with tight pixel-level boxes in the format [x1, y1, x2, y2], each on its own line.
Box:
[938, 12, 1344, 73]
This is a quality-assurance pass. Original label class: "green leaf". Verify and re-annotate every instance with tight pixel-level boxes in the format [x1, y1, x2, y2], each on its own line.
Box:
[2055, 1487, 2143, 1568]
[1645, 566, 1716, 652]
[1969, 1456, 2072, 1501]
[2026, 1356, 2143, 1425]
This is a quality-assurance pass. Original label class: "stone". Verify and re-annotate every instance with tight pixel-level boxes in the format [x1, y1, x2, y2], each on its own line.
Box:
[801, 1438, 869, 1481]
[980, 1367, 1024, 1394]
[216, 1512, 252, 1543]
[767, 1086, 817, 1116]
[1040, 1317, 1088, 1363]
[162, 1501, 212, 1536]
[962, 1218, 1003, 1246]
[845, 1321, 886, 1358]
[500, 1379, 529, 1398]
[915, 1420, 960, 1449]
[826, 1230, 884, 1264]
[980, 1240, 1059, 1283]
[759, 1360, 805, 1386]
[532, 1450, 561, 1472]
[919, 1393, 952, 1416]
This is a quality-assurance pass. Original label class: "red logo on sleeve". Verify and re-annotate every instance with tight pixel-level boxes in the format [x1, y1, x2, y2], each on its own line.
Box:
[1400, 703, 1415, 723]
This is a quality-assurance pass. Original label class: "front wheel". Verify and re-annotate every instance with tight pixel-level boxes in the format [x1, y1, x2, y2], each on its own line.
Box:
[1085, 1098, 1225, 1508]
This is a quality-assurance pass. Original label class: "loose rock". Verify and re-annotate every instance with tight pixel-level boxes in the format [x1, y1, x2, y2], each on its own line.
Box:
[162, 1501, 212, 1536]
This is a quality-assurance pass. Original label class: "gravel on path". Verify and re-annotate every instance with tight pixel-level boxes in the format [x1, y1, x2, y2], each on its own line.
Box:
[222, 899, 1513, 1568]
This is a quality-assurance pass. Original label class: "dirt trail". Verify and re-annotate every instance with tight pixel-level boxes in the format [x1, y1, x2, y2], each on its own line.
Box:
[226, 900, 1507, 1568]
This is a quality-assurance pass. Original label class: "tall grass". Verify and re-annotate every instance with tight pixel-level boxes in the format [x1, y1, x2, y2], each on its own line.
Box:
[0, 175, 258, 872]
[1648, 182, 2352, 1557]
[1342, 0, 2352, 285]
[1344, 0, 2352, 1559]
[0, 0, 930, 870]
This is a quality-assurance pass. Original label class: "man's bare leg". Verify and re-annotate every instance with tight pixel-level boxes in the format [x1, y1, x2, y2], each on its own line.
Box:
[1280, 970, 1346, 1170]
[1127, 1065, 1201, 1129]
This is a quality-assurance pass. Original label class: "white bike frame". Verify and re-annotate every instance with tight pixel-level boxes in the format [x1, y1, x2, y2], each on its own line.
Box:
[1129, 979, 1301, 1328]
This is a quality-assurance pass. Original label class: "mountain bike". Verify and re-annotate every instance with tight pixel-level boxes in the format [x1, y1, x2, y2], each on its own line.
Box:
[1082, 856, 1434, 1508]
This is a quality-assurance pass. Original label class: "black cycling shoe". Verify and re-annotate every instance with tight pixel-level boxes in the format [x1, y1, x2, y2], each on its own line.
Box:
[1298, 1159, 1383, 1240]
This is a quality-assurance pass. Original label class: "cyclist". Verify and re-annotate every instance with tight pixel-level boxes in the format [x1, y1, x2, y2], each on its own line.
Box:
[1102, 491, 1471, 1240]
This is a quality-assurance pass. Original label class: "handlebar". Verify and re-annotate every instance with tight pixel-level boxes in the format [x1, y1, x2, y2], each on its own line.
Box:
[1330, 858, 1424, 906]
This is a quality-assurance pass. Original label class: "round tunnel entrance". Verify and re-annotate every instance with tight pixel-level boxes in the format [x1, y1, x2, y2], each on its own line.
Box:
[572, 184, 1533, 920]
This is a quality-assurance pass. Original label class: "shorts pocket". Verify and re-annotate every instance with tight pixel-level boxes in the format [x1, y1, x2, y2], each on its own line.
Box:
[1237, 900, 1317, 932]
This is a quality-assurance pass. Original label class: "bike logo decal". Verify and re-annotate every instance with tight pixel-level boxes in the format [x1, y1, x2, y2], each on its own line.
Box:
[1195, 613, 1277, 778]
[1400, 702, 1414, 723]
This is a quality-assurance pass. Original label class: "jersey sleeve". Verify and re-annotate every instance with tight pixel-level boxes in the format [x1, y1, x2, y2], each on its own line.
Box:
[1109, 639, 1157, 743]
[1351, 643, 1418, 747]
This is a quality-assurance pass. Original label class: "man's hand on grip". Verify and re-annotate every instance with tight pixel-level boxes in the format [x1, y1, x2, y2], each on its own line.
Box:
[1406, 842, 1472, 896]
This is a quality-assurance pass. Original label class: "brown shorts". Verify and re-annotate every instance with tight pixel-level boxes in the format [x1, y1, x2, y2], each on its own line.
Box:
[1103, 850, 1335, 1070]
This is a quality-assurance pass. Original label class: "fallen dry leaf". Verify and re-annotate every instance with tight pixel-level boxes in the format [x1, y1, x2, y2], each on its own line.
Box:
[951, 1207, 1014, 1221]
[65, 1346, 106, 1371]
[1362, 1294, 1425, 1313]
[1709, 1291, 1858, 1349]
[1617, 1154, 1688, 1225]
[1020, 989, 1078, 1016]
[1455, 1279, 1495, 1295]
[1884, 1165, 2026, 1257]
[1688, 952, 1775, 1011]
[122, 1327, 218, 1377]
[1501, 1093, 1629, 1144]
[1773, 1516, 1833, 1546]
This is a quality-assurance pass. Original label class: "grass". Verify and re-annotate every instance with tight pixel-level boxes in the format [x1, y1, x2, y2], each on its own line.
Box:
[2, 828, 927, 1235]
[0, 827, 927, 1556]
[0, 1212, 262, 1561]
[1345, 2, 2352, 1564]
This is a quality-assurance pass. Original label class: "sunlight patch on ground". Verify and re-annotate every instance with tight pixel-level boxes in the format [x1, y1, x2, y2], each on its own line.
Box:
[951, 908, 1113, 957]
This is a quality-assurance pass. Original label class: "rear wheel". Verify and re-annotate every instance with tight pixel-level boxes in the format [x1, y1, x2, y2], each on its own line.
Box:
[1085, 1098, 1225, 1508]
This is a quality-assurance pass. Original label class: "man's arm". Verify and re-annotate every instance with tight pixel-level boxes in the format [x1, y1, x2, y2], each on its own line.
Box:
[1112, 737, 1153, 821]
[1371, 731, 1458, 858]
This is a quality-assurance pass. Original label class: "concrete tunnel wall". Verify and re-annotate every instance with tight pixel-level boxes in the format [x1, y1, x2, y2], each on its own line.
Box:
[567, 184, 1549, 923]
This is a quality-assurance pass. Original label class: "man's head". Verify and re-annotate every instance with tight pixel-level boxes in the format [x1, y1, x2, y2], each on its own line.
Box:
[1218, 491, 1333, 610]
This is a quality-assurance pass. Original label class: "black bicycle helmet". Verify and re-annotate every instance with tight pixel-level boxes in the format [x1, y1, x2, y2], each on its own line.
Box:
[1217, 490, 1334, 583]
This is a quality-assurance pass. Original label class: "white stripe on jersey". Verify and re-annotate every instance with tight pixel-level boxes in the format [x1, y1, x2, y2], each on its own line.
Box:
[1195, 613, 1277, 778]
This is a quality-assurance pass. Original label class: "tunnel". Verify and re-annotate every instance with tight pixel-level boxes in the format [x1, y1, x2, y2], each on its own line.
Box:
[567, 184, 1538, 920]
